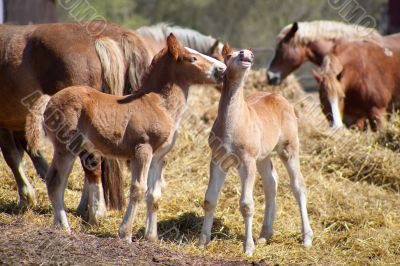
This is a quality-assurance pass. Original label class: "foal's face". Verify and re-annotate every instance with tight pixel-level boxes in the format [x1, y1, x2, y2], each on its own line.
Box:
[166, 33, 226, 85]
[180, 47, 227, 84]
[224, 49, 254, 75]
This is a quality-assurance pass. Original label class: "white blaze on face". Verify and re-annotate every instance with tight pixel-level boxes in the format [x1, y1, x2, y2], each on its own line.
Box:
[184, 47, 226, 70]
[330, 97, 343, 129]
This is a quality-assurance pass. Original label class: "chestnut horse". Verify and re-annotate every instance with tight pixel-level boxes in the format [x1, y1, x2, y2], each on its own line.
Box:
[137, 23, 223, 60]
[267, 20, 400, 85]
[199, 44, 312, 255]
[25, 34, 226, 240]
[0, 21, 151, 223]
[313, 39, 400, 131]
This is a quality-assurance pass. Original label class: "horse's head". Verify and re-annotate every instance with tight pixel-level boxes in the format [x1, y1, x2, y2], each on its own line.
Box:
[313, 55, 345, 128]
[221, 43, 254, 79]
[267, 22, 307, 85]
[166, 34, 226, 85]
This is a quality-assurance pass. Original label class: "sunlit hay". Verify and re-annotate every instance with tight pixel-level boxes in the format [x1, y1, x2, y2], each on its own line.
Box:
[0, 71, 399, 264]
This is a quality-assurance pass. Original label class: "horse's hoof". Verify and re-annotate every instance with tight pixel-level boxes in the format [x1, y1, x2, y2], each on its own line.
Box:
[244, 240, 255, 256]
[146, 234, 158, 243]
[257, 232, 273, 244]
[198, 233, 210, 249]
[303, 231, 314, 248]
[118, 227, 132, 244]
[18, 190, 36, 210]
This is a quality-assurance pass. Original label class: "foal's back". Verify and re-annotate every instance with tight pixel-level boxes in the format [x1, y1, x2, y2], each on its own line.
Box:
[45, 86, 173, 158]
[247, 91, 299, 157]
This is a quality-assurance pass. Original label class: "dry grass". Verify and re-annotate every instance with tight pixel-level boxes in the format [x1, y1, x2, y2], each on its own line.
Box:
[1, 70, 400, 265]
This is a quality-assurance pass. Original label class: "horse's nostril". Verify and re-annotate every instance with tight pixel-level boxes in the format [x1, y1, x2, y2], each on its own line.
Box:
[217, 66, 226, 73]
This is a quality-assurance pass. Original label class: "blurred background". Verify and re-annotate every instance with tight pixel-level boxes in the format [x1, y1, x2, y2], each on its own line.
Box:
[0, 0, 398, 89]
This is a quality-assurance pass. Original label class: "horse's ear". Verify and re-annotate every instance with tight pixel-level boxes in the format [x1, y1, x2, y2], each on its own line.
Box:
[222, 43, 233, 58]
[209, 40, 219, 54]
[283, 22, 299, 42]
[167, 33, 181, 60]
[312, 69, 322, 83]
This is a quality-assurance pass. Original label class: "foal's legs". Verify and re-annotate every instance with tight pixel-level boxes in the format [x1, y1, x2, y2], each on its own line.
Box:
[280, 154, 313, 247]
[145, 159, 163, 241]
[119, 144, 153, 243]
[256, 157, 279, 243]
[239, 159, 257, 256]
[0, 129, 36, 208]
[46, 150, 76, 231]
[199, 160, 227, 248]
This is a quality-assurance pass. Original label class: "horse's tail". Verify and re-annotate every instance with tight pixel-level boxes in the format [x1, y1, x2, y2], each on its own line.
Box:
[95, 36, 125, 96]
[25, 94, 51, 156]
[94, 33, 149, 211]
[94, 36, 126, 210]
[121, 31, 152, 93]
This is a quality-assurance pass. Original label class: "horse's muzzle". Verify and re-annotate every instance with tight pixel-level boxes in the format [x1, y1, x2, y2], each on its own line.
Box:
[267, 71, 282, 85]
[213, 65, 226, 83]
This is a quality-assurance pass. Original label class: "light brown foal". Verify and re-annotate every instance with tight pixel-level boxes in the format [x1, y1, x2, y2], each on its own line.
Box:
[26, 34, 226, 241]
[199, 44, 313, 255]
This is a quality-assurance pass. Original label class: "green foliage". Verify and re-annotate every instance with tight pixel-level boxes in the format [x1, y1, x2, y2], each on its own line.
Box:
[57, 0, 388, 59]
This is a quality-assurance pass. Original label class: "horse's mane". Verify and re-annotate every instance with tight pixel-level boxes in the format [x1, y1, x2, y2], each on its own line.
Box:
[319, 55, 345, 99]
[118, 48, 169, 103]
[277, 20, 383, 45]
[137, 23, 217, 54]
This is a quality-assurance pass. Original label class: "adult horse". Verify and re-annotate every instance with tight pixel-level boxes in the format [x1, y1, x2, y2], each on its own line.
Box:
[137, 23, 223, 60]
[312, 39, 400, 131]
[266, 20, 400, 85]
[0, 21, 151, 224]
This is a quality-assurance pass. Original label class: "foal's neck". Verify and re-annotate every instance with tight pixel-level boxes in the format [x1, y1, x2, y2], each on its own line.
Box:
[141, 57, 190, 121]
[218, 72, 248, 121]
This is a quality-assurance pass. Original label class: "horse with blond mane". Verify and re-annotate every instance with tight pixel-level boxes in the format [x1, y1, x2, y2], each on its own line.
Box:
[267, 20, 400, 85]
[313, 39, 400, 131]
[0, 21, 151, 225]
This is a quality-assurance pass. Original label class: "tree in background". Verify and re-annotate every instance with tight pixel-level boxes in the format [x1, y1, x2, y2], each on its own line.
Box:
[57, 0, 388, 67]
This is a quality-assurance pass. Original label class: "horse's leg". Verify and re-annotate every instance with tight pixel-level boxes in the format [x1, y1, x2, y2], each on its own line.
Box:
[46, 150, 76, 232]
[0, 129, 36, 208]
[355, 117, 367, 131]
[145, 159, 163, 241]
[368, 107, 386, 131]
[80, 153, 106, 225]
[199, 161, 227, 248]
[76, 174, 89, 219]
[256, 157, 279, 243]
[239, 159, 256, 256]
[280, 154, 313, 247]
[118, 144, 152, 243]
[13, 131, 48, 181]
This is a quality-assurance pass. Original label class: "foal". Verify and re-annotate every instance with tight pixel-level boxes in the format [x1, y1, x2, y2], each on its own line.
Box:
[199, 44, 313, 255]
[26, 34, 226, 241]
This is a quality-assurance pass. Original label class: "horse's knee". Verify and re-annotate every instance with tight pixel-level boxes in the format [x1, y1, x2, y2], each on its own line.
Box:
[203, 199, 217, 213]
[131, 183, 146, 201]
[46, 167, 60, 193]
[240, 200, 254, 217]
[146, 190, 161, 211]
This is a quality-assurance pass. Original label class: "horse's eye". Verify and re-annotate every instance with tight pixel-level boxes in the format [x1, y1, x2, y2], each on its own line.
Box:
[189, 57, 197, 63]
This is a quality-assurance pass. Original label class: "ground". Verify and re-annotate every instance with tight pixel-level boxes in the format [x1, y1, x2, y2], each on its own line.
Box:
[0, 70, 399, 265]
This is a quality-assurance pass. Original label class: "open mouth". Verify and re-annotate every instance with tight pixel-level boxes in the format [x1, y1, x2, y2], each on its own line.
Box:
[239, 57, 253, 67]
